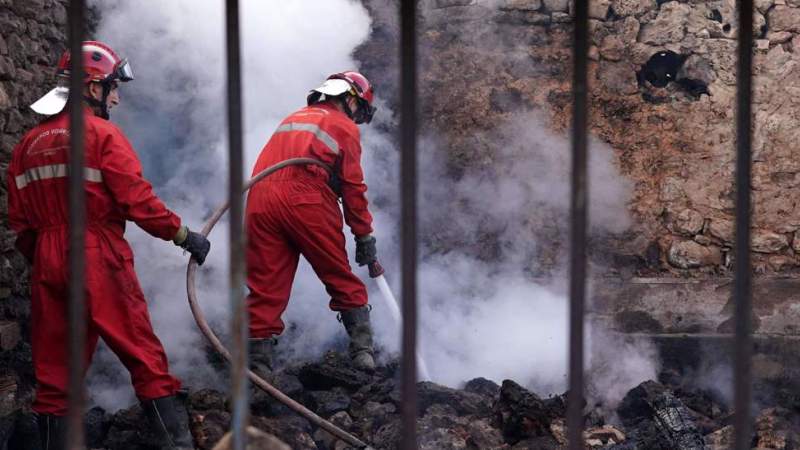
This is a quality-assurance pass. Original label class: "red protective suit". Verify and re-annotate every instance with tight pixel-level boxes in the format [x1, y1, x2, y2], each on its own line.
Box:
[246, 102, 373, 338]
[7, 108, 182, 416]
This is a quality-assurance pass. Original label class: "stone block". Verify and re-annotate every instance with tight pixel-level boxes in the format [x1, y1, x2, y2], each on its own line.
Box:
[767, 31, 793, 44]
[670, 208, 704, 236]
[543, 0, 569, 12]
[0, 57, 14, 80]
[211, 426, 290, 450]
[639, 2, 691, 45]
[589, 0, 611, 19]
[551, 11, 571, 22]
[668, 240, 721, 268]
[611, 0, 657, 17]
[432, 0, 473, 7]
[709, 219, 734, 243]
[0, 84, 10, 110]
[768, 6, 800, 32]
[599, 34, 626, 61]
[0, 321, 20, 351]
[500, 0, 543, 10]
[752, 230, 788, 253]
[597, 61, 639, 95]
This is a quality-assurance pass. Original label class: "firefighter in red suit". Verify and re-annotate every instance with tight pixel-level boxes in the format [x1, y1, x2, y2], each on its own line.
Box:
[6, 41, 209, 449]
[246, 72, 380, 373]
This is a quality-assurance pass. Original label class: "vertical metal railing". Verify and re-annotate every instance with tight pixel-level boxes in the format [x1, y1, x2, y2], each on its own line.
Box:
[66, 1, 86, 449]
[567, 0, 589, 448]
[733, 0, 754, 447]
[399, 1, 418, 449]
[225, 0, 249, 448]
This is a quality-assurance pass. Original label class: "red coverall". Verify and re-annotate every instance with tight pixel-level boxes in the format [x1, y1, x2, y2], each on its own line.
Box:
[7, 108, 182, 415]
[246, 102, 373, 338]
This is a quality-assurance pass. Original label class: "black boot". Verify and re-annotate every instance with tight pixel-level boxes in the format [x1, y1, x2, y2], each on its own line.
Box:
[340, 305, 376, 371]
[141, 395, 194, 449]
[249, 337, 276, 378]
[36, 414, 66, 450]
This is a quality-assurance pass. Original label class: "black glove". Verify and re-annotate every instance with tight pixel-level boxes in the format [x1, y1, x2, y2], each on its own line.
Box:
[174, 226, 211, 266]
[355, 235, 377, 266]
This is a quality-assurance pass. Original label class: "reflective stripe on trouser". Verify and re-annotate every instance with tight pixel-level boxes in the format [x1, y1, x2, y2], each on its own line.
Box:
[30, 242, 180, 415]
[246, 180, 368, 338]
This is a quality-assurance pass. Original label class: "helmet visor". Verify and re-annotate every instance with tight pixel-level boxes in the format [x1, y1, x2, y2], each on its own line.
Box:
[115, 59, 134, 82]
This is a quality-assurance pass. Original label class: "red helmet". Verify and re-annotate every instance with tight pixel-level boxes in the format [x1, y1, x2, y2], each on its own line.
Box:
[307, 71, 376, 124]
[329, 71, 374, 106]
[56, 40, 134, 84]
[32, 41, 133, 116]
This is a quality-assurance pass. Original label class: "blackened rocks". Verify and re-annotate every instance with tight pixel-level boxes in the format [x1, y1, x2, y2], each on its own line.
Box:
[252, 415, 317, 450]
[617, 380, 705, 450]
[492, 380, 565, 444]
[305, 388, 351, 417]
[464, 377, 501, 399]
[84, 406, 111, 448]
[418, 381, 491, 417]
[295, 352, 373, 391]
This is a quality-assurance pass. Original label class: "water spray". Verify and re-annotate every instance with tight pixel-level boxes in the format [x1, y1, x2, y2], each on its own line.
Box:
[367, 261, 431, 381]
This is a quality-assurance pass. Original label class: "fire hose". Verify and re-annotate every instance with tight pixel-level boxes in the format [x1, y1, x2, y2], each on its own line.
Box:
[185, 158, 372, 449]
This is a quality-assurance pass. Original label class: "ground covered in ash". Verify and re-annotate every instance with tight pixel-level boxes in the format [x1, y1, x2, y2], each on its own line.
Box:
[14, 351, 800, 449]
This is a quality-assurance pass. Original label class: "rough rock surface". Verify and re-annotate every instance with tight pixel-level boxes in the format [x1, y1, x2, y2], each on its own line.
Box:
[51, 352, 798, 449]
[358, 0, 800, 277]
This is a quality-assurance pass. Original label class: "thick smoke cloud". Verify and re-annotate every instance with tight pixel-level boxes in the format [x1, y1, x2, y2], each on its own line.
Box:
[85, 0, 655, 412]
[87, 0, 374, 408]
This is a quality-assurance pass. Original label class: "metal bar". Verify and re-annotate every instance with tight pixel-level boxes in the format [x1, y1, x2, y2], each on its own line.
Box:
[733, 0, 754, 447]
[399, 1, 418, 449]
[66, 1, 86, 449]
[225, 1, 248, 449]
[567, 0, 589, 448]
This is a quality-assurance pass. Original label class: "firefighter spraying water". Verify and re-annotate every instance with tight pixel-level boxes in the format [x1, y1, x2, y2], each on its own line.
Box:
[244, 71, 381, 375]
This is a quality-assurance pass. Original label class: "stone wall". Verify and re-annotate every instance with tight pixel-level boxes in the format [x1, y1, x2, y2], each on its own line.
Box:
[360, 0, 800, 277]
[0, 0, 71, 441]
[0, 0, 70, 298]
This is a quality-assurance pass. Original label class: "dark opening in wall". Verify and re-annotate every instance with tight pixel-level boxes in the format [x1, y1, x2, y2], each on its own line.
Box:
[639, 51, 685, 88]
[637, 51, 709, 101]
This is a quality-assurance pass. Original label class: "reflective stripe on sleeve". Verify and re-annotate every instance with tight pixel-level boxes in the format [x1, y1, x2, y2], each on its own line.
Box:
[15, 164, 104, 189]
[274, 122, 340, 155]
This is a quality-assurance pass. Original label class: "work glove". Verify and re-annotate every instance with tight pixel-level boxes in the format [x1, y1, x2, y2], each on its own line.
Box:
[173, 225, 211, 266]
[355, 234, 377, 266]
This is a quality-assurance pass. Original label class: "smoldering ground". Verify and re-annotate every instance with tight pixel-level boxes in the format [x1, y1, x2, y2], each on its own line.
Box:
[84, 0, 657, 416]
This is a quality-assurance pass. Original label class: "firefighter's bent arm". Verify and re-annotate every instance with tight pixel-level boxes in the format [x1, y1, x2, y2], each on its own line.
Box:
[338, 128, 373, 237]
[98, 127, 182, 241]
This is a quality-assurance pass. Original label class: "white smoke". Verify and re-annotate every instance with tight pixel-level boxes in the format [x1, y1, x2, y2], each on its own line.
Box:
[86, 0, 374, 409]
[85, 0, 656, 413]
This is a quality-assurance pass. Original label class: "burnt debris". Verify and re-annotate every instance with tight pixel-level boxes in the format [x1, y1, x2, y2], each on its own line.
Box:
[10, 351, 787, 449]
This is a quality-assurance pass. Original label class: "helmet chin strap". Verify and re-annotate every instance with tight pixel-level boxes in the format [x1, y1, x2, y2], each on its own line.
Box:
[83, 81, 113, 119]
[338, 95, 375, 125]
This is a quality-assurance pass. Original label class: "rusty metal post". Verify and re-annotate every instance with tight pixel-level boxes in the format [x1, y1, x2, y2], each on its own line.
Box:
[567, 0, 589, 448]
[733, 0, 754, 447]
[225, 1, 249, 449]
[399, 1, 418, 449]
[66, 1, 86, 449]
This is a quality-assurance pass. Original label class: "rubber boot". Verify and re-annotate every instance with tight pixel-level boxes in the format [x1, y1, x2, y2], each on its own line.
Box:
[141, 395, 194, 450]
[249, 337, 276, 378]
[36, 414, 66, 450]
[340, 305, 376, 371]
